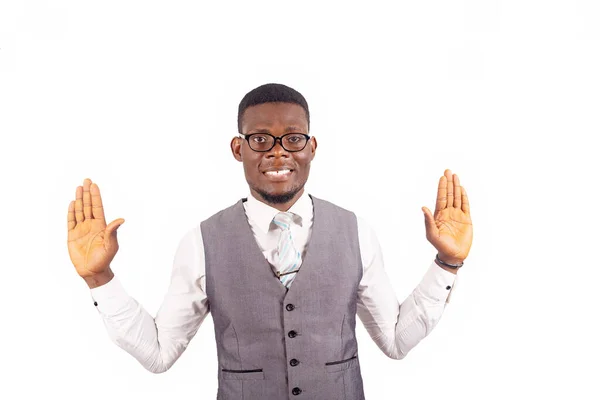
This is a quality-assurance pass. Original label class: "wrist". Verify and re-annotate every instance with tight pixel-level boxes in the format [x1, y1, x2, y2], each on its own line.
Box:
[434, 253, 464, 275]
[434, 258, 458, 274]
[437, 253, 464, 266]
[83, 268, 114, 289]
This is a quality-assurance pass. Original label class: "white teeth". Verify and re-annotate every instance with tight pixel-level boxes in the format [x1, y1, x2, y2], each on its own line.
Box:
[265, 169, 291, 176]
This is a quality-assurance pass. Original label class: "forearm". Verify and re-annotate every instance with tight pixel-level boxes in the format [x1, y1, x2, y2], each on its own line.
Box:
[89, 227, 209, 373]
[390, 263, 456, 358]
[391, 290, 446, 358]
[357, 261, 456, 360]
[363, 293, 446, 360]
[91, 276, 191, 374]
[355, 217, 458, 360]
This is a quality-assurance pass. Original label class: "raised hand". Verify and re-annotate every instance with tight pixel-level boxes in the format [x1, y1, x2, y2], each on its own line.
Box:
[422, 169, 473, 265]
[67, 178, 125, 281]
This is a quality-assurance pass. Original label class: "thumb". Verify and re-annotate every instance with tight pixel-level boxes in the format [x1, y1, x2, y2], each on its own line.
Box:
[421, 207, 438, 238]
[106, 218, 125, 237]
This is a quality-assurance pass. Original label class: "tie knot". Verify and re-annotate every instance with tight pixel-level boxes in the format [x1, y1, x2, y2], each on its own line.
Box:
[273, 212, 294, 230]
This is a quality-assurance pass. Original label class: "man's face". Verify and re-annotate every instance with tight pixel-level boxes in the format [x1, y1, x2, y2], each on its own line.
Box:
[231, 102, 317, 210]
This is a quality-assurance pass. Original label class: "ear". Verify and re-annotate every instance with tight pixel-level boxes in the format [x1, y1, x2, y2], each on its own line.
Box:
[231, 137, 243, 162]
[309, 136, 317, 160]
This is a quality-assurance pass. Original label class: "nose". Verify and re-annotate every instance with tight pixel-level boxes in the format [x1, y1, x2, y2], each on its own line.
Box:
[266, 138, 289, 157]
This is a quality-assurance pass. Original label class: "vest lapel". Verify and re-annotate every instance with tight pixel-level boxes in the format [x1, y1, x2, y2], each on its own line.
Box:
[234, 198, 287, 296]
[233, 195, 321, 296]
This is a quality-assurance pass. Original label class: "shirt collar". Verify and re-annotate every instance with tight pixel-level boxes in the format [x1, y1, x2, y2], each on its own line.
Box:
[244, 190, 313, 233]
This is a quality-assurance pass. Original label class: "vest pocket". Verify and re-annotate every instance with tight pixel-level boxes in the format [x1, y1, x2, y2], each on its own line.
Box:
[221, 368, 265, 380]
[325, 355, 358, 372]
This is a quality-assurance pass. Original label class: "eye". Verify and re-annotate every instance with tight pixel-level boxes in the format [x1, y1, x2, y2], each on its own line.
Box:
[251, 134, 269, 143]
[285, 134, 304, 143]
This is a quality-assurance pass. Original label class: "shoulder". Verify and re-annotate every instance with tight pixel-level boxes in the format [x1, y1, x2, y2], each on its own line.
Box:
[200, 199, 244, 226]
[310, 195, 356, 217]
[311, 196, 379, 270]
[312, 195, 377, 243]
[309, 195, 374, 230]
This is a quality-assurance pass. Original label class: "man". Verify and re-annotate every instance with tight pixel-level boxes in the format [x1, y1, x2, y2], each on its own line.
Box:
[67, 83, 473, 400]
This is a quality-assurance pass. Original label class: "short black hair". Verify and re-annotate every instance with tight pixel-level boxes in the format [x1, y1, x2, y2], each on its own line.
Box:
[237, 83, 310, 133]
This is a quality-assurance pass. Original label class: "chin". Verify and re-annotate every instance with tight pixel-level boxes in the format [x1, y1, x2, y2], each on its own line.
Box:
[254, 184, 303, 205]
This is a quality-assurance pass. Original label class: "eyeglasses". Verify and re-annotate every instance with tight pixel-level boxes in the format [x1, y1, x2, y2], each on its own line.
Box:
[239, 133, 311, 152]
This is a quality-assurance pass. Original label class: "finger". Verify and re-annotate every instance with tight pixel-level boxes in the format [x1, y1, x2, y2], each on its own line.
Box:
[445, 169, 454, 209]
[453, 174, 462, 209]
[68, 200, 76, 230]
[75, 186, 84, 223]
[90, 182, 106, 222]
[83, 178, 92, 220]
[104, 218, 125, 253]
[422, 206, 439, 239]
[106, 218, 125, 236]
[461, 187, 470, 215]
[435, 175, 447, 213]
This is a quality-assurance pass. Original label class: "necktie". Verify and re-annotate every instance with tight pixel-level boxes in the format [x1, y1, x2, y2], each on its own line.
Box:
[272, 212, 302, 289]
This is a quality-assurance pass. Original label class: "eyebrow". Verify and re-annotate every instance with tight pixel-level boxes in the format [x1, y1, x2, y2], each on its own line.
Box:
[284, 126, 304, 132]
[248, 126, 306, 134]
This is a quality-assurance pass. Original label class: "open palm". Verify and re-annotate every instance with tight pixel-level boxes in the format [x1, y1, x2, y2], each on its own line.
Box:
[422, 169, 473, 263]
[67, 179, 124, 278]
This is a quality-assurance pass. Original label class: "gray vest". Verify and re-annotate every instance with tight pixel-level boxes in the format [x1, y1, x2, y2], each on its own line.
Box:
[200, 195, 365, 400]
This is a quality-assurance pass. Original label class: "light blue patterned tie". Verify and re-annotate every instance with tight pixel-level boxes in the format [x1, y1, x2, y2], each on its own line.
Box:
[272, 212, 302, 289]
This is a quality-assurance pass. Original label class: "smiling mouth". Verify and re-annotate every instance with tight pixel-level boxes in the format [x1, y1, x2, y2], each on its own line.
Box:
[264, 169, 293, 176]
[263, 169, 294, 181]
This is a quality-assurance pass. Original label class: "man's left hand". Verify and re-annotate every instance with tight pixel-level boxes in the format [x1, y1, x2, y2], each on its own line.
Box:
[422, 169, 473, 265]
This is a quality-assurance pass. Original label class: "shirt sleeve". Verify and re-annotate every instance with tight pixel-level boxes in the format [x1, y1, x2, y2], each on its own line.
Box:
[355, 216, 457, 360]
[89, 225, 210, 373]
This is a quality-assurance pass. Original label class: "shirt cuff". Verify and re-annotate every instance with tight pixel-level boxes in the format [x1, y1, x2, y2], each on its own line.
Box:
[417, 260, 458, 304]
[89, 275, 132, 315]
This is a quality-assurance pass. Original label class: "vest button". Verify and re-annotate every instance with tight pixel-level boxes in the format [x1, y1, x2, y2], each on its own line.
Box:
[290, 358, 299, 366]
[292, 387, 302, 395]
[286, 303, 295, 311]
[288, 330, 297, 338]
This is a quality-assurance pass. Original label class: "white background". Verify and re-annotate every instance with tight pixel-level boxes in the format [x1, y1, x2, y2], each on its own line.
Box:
[1, 0, 599, 399]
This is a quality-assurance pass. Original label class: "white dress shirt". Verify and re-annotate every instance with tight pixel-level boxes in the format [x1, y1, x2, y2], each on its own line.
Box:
[90, 191, 457, 373]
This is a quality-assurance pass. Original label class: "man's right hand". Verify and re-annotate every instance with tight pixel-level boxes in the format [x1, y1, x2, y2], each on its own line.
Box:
[67, 178, 125, 288]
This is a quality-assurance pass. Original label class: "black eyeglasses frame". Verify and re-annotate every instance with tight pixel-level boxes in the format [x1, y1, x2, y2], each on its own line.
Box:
[238, 133, 311, 152]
